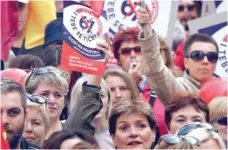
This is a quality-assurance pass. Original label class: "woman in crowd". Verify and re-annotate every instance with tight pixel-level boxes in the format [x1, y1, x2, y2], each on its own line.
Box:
[103, 68, 140, 104]
[22, 94, 50, 147]
[9, 54, 45, 73]
[43, 129, 98, 149]
[176, 122, 226, 149]
[208, 97, 228, 148]
[41, 44, 81, 120]
[25, 66, 68, 138]
[109, 99, 159, 149]
[155, 134, 199, 149]
[70, 75, 114, 149]
[165, 93, 209, 134]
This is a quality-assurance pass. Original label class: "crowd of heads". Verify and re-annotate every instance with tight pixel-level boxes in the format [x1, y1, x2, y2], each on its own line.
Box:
[1, 0, 227, 149]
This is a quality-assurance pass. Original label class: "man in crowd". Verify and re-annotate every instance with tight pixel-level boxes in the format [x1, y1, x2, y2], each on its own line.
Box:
[1, 79, 39, 149]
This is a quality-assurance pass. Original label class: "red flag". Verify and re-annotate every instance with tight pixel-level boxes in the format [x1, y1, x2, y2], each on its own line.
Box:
[1, 1, 18, 61]
[89, 0, 104, 17]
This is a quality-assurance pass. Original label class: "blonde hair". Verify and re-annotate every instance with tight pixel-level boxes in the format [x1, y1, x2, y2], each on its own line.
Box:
[70, 75, 112, 120]
[26, 105, 50, 136]
[208, 96, 228, 123]
[157, 139, 199, 149]
[103, 68, 140, 100]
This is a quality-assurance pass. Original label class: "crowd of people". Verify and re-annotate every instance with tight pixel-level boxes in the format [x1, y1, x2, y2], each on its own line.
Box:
[1, 0, 227, 149]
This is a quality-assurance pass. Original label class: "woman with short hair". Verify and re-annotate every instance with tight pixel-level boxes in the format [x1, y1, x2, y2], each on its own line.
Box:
[109, 99, 159, 149]
[23, 94, 50, 147]
[165, 92, 209, 134]
[25, 66, 68, 138]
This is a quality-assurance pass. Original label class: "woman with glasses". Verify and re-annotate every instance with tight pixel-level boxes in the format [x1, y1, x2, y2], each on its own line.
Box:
[208, 97, 228, 148]
[23, 94, 50, 147]
[25, 66, 68, 139]
[176, 122, 226, 149]
[136, 5, 219, 106]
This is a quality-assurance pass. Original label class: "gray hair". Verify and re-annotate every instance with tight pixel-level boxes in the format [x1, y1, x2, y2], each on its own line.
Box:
[1, 78, 27, 111]
[25, 66, 68, 94]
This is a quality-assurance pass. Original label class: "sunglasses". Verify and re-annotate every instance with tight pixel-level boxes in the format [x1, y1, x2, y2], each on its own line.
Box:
[25, 67, 66, 86]
[177, 123, 218, 136]
[215, 116, 227, 126]
[27, 94, 47, 109]
[159, 134, 200, 146]
[119, 46, 141, 55]
[187, 50, 218, 63]
[178, 4, 195, 12]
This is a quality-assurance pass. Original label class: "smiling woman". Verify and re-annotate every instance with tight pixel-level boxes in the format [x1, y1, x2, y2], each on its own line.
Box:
[109, 99, 159, 149]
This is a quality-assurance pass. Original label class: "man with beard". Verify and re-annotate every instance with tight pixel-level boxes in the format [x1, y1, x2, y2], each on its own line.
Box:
[1, 79, 39, 149]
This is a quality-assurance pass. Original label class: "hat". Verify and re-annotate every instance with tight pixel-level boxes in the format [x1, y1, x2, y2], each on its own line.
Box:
[43, 18, 63, 48]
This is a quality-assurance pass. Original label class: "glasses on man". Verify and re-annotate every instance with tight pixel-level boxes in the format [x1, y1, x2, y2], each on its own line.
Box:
[178, 4, 195, 12]
[215, 116, 227, 126]
[159, 134, 200, 146]
[25, 67, 66, 86]
[186, 50, 218, 63]
[119, 46, 141, 55]
[176, 122, 218, 136]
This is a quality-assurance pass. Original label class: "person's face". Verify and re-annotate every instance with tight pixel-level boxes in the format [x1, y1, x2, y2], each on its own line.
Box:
[112, 113, 155, 149]
[33, 82, 65, 121]
[60, 137, 84, 149]
[213, 122, 227, 143]
[118, 41, 142, 71]
[23, 108, 46, 146]
[184, 42, 217, 84]
[18, 2, 29, 33]
[1, 92, 25, 149]
[169, 105, 207, 134]
[199, 138, 220, 149]
[105, 75, 131, 104]
[177, 0, 198, 26]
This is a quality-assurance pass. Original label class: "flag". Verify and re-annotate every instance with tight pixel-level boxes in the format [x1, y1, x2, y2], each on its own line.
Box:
[24, 0, 56, 49]
[89, 0, 104, 17]
[1, 1, 18, 61]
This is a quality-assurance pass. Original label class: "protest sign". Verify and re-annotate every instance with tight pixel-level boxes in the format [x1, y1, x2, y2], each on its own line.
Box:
[188, 11, 228, 78]
[61, 1, 108, 76]
[104, 0, 177, 48]
[201, 0, 227, 16]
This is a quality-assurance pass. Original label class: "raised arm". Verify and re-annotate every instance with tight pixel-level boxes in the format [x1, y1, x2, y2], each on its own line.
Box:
[63, 38, 111, 135]
[136, 6, 181, 105]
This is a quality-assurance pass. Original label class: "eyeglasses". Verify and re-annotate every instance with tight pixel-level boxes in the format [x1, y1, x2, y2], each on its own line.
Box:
[119, 46, 141, 55]
[178, 4, 195, 12]
[25, 67, 66, 86]
[159, 134, 200, 146]
[177, 123, 218, 136]
[187, 50, 218, 63]
[215, 116, 227, 126]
